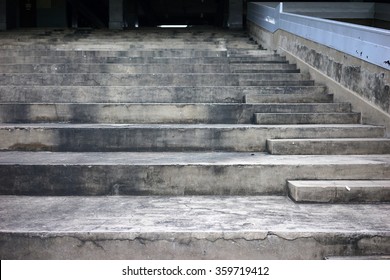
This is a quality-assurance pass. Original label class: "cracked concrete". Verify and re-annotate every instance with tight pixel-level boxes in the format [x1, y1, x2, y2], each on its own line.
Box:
[0, 195, 389, 259]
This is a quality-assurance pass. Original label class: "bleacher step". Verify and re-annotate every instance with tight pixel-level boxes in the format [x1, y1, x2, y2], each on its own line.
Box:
[0, 195, 388, 259]
[0, 152, 389, 196]
[288, 180, 390, 203]
[267, 138, 390, 155]
[0, 124, 384, 152]
[254, 113, 361, 124]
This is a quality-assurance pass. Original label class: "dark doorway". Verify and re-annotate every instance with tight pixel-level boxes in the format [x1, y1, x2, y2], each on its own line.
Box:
[19, 0, 37, 27]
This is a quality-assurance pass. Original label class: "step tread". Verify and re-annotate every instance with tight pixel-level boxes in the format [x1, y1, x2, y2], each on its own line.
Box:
[288, 180, 390, 203]
[0, 152, 389, 166]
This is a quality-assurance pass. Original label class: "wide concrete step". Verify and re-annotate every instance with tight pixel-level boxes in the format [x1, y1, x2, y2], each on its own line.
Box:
[0, 63, 298, 74]
[0, 152, 389, 196]
[0, 55, 286, 64]
[0, 49, 230, 58]
[288, 180, 390, 203]
[0, 73, 309, 86]
[267, 138, 390, 155]
[0, 124, 384, 152]
[254, 113, 361, 124]
[0, 64, 233, 74]
[0, 103, 352, 124]
[0, 86, 328, 104]
[0, 195, 389, 259]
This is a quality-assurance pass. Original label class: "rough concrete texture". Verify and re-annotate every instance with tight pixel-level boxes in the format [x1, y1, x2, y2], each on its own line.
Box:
[288, 180, 390, 203]
[0, 195, 389, 260]
[0, 152, 389, 196]
[1, 28, 390, 259]
[247, 21, 390, 135]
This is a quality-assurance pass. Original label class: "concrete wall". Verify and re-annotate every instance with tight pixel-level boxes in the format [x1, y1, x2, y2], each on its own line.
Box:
[247, 21, 390, 136]
[37, 0, 67, 28]
[0, 0, 6, 30]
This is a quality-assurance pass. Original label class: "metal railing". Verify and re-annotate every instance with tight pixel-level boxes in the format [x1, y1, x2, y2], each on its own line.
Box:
[247, 2, 390, 70]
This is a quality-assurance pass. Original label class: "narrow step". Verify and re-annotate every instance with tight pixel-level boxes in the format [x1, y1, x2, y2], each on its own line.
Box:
[230, 63, 298, 73]
[288, 180, 390, 203]
[0, 195, 389, 259]
[0, 73, 307, 86]
[254, 113, 361, 124]
[246, 93, 334, 103]
[0, 103, 351, 124]
[267, 138, 390, 155]
[0, 152, 389, 196]
[0, 124, 384, 152]
[0, 64, 234, 74]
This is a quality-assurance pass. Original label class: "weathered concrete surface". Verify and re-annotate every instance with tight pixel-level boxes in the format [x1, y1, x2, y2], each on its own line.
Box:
[0, 196, 389, 259]
[0, 124, 384, 152]
[0, 152, 389, 196]
[0, 103, 352, 124]
[254, 113, 361, 125]
[247, 21, 390, 136]
[288, 180, 390, 203]
[267, 138, 390, 155]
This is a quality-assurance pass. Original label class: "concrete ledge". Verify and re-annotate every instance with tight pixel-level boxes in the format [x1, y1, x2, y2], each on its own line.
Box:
[0, 195, 389, 259]
[288, 180, 390, 203]
[0, 152, 389, 195]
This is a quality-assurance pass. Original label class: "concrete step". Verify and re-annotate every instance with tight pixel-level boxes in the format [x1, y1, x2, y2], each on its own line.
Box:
[0, 49, 230, 58]
[254, 113, 361, 124]
[0, 103, 353, 124]
[0, 195, 389, 259]
[0, 55, 286, 64]
[0, 63, 299, 74]
[0, 124, 384, 152]
[245, 92, 333, 103]
[267, 138, 390, 155]
[0, 152, 389, 196]
[288, 180, 390, 203]
[0, 86, 328, 104]
[0, 64, 234, 74]
[0, 73, 309, 86]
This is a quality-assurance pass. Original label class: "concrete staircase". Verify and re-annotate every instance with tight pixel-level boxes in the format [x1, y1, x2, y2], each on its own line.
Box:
[0, 28, 389, 259]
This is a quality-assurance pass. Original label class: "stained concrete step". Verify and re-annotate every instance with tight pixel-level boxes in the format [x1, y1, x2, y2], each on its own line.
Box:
[0, 195, 389, 259]
[267, 138, 390, 155]
[245, 92, 333, 103]
[288, 180, 390, 203]
[0, 49, 231, 58]
[0, 64, 233, 74]
[0, 103, 353, 124]
[0, 73, 309, 86]
[0, 63, 298, 74]
[0, 152, 389, 196]
[0, 55, 286, 64]
[0, 86, 328, 104]
[254, 113, 361, 124]
[0, 124, 384, 152]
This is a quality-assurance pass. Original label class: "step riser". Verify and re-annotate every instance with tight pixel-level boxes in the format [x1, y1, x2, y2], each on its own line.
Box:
[1, 231, 388, 260]
[0, 161, 389, 195]
[246, 93, 334, 103]
[0, 56, 286, 64]
[0, 86, 250, 103]
[268, 139, 390, 155]
[1, 126, 384, 152]
[288, 180, 390, 203]
[0, 64, 298, 74]
[0, 64, 235, 74]
[0, 73, 307, 86]
[0, 86, 328, 103]
[0, 50, 230, 58]
[255, 114, 361, 124]
[0, 103, 352, 124]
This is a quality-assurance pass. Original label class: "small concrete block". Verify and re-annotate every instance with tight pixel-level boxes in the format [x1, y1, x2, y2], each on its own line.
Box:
[288, 180, 390, 203]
